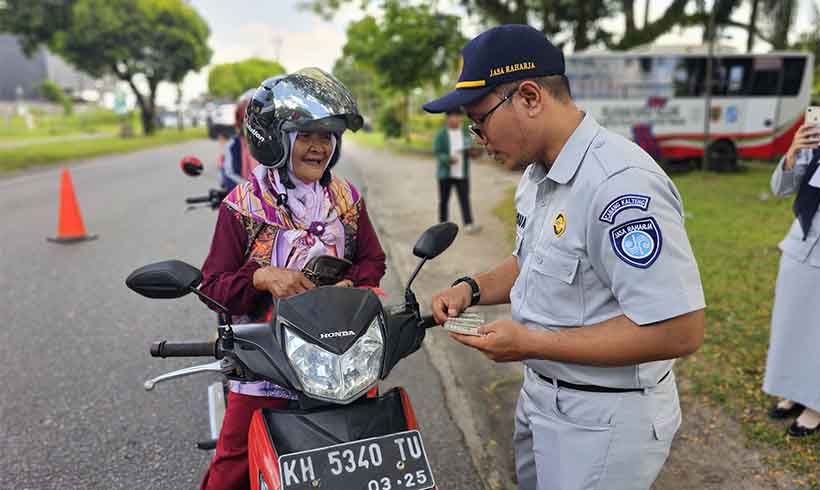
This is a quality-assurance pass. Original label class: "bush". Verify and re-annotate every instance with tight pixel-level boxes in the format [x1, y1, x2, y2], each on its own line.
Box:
[378, 104, 403, 139]
[39, 80, 73, 115]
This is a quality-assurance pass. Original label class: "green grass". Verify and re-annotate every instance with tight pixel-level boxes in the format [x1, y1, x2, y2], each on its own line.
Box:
[0, 109, 128, 142]
[0, 127, 207, 173]
[493, 162, 819, 488]
[349, 129, 434, 155]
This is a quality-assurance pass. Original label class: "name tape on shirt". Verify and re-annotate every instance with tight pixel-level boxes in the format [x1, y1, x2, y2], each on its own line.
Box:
[609, 217, 662, 268]
[599, 194, 651, 224]
[516, 212, 527, 229]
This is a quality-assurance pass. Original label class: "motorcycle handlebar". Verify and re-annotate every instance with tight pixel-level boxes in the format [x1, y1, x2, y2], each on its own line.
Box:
[185, 196, 211, 204]
[150, 340, 216, 358]
[419, 314, 437, 329]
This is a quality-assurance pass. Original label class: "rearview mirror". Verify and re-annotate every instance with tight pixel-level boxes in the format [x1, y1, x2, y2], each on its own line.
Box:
[180, 155, 204, 177]
[413, 222, 458, 260]
[125, 260, 202, 299]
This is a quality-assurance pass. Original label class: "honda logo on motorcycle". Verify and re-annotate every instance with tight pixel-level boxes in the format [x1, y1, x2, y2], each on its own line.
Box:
[320, 330, 356, 339]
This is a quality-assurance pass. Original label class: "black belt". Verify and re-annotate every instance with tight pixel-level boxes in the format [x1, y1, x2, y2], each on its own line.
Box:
[535, 371, 670, 393]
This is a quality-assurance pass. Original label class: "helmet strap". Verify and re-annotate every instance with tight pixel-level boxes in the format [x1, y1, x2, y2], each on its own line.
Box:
[277, 164, 295, 190]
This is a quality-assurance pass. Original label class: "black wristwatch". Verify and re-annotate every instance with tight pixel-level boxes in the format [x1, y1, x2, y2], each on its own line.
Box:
[452, 276, 480, 307]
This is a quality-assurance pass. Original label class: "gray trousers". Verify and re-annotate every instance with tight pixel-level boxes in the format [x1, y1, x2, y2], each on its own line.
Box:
[514, 368, 681, 490]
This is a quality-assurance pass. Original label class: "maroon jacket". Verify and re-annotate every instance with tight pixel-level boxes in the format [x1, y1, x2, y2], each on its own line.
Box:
[200, 199, 386, 316]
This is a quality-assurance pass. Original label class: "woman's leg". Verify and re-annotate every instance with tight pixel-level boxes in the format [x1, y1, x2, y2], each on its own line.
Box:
[200, 392, 290, 490]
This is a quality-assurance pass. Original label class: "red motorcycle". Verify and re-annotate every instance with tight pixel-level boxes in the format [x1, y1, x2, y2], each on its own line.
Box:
[126, 223, 457, 490]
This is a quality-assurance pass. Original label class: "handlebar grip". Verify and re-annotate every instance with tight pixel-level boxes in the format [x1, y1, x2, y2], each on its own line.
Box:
[419, 315, 437, 329]
[150, 341, 215, 358]
[185, 196, 211, 204]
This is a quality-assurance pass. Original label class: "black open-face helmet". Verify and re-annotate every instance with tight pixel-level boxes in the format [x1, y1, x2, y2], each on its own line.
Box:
[244, 68, 363, 174]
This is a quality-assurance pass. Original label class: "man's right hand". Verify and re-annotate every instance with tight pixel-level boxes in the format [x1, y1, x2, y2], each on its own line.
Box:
[431, 282, 472, 325]
[253, 266, 315, 297]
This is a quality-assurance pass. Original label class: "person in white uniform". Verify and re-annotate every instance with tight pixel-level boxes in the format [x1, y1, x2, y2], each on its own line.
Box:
[763, 122, 820, 437]
[423, 24, 706, 489]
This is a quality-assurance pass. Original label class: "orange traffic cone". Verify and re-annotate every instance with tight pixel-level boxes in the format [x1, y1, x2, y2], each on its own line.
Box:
[47, 168, 97, 243]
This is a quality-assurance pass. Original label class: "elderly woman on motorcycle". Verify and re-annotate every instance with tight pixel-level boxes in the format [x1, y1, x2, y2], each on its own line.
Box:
[197, 68, 386, 490]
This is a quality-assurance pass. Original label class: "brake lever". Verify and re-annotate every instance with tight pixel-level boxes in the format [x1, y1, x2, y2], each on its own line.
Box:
[144, 358, 235, 391]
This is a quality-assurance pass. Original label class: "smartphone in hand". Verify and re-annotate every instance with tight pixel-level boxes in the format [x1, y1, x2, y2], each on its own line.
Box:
[806, 106, 820, 126]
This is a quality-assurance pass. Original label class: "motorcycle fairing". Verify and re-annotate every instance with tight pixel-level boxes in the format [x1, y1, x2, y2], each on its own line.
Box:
[260, 387, 411, 456]
[275, 286, 383, 355]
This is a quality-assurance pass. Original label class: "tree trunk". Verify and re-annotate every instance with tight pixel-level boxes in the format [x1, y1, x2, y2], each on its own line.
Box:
[176, 83, 184, 132]
[123, 77, 155, 136]
[747, 0, 759, 52]
[643, 0, 650, 28]
[574, 2, 590, 51]
[771, 0, 795, 49]
[403, 93, 410, 142]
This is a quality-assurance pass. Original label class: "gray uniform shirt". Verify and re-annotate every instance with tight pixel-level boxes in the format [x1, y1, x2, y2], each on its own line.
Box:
[510, 114, 705, 388]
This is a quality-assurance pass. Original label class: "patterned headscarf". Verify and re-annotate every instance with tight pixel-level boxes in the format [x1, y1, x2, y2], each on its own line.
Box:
[224, 132, 345, 271]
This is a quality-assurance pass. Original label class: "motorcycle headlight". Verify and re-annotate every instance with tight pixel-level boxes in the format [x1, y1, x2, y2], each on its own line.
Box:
[284, 316, 384, 403]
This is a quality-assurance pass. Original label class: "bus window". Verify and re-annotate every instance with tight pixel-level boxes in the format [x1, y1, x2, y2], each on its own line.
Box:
[782, 57, 806, 96]
[673, 57, 705, 96]
[750, 57, 782, 96]
[712, 58, 752, 96]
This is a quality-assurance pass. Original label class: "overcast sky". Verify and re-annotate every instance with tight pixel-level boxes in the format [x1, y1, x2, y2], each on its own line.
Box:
[155, 0, 819, 106]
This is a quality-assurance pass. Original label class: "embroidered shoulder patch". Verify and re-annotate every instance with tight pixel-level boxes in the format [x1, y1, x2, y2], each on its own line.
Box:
[609, 217, 662, 268]
[599, 194, 651, 224]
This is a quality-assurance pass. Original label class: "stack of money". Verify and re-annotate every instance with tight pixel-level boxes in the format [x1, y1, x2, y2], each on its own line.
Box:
[443, 312, 486, 336]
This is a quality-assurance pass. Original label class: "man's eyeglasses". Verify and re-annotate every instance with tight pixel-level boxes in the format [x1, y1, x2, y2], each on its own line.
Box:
[468, 87, 517, 140]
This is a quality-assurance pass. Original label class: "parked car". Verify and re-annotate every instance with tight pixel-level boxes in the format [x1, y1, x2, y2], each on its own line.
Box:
[206, 103, 237, 139]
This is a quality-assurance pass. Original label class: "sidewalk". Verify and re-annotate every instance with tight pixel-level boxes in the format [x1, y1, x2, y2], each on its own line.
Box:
[346, 140, 807, 490]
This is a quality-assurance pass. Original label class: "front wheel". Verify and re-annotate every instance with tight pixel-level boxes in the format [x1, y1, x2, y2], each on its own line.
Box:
[705, 139, 738, 172]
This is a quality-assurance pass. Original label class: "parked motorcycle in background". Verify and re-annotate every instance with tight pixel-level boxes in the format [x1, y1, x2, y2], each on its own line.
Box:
[127, 222, 459, 490]
[179, 155, 228, 212]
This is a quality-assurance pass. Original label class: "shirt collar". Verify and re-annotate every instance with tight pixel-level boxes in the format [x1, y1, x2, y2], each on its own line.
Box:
[528, 113, 600, 185]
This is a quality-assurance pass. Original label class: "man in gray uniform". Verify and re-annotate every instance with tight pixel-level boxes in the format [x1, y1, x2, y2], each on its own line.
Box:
[424, 25, 706, 490]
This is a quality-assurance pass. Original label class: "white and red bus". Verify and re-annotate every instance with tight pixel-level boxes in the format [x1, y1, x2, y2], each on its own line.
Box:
[566, 49, 814, 170]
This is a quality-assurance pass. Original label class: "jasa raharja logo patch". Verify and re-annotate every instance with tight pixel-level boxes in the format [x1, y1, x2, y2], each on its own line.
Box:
[553, 212, 566, 237]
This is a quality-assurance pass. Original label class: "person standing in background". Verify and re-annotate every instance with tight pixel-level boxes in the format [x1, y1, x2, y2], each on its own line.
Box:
[433, 108, 482, 234]
[763, 122, 820, 437]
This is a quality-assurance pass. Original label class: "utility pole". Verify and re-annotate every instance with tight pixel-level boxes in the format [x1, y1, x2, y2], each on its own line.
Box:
[703, 3, 718, 170]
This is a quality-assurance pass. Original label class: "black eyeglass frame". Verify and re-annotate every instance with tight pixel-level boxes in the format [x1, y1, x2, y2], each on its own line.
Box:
[467, 85, 519, 140]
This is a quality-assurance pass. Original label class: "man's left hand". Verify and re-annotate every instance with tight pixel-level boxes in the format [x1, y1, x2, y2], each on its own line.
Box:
[449, 319, 535, 362]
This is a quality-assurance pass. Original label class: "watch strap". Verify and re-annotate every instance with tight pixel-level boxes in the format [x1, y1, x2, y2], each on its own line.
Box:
[452, 276, 480, 307]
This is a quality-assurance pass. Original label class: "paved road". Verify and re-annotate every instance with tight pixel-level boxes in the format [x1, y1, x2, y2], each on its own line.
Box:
[0, 140, 482, 489]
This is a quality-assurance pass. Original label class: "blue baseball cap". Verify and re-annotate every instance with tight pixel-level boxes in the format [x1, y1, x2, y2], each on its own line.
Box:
[423, 24, 565, 114]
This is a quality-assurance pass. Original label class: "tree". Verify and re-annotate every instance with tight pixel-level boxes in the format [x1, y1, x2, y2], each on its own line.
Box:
[794, 3, 820, 96]
[0, 0, 74, 55]
[303, 0, 751, 51]
[332, 53, 382, 124]
[208, 58, 286, 99]
[341, 1, 465, 139]
[0, 0, 212, 135]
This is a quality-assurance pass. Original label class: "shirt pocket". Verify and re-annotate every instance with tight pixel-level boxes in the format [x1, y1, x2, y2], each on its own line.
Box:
[526, 246, 584, 325]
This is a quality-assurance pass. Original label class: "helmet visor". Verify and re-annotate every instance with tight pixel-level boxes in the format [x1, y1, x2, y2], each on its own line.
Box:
[270, 68, 363, 133]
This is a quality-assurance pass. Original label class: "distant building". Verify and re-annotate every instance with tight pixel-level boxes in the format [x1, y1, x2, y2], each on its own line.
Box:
[0, 34, 104, 101]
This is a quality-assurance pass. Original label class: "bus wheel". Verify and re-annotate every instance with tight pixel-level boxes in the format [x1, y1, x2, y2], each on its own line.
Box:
[706, 140, 738, 172]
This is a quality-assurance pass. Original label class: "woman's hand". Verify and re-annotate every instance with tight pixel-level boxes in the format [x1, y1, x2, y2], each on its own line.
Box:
[784, 124, 820, 170]
[252, 266, 315, 297]
[334, 279, 353, 287]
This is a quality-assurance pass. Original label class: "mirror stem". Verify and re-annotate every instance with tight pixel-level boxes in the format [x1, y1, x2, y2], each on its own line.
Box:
[189, 287, 231, 327]
[404, 258, 427, 316]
